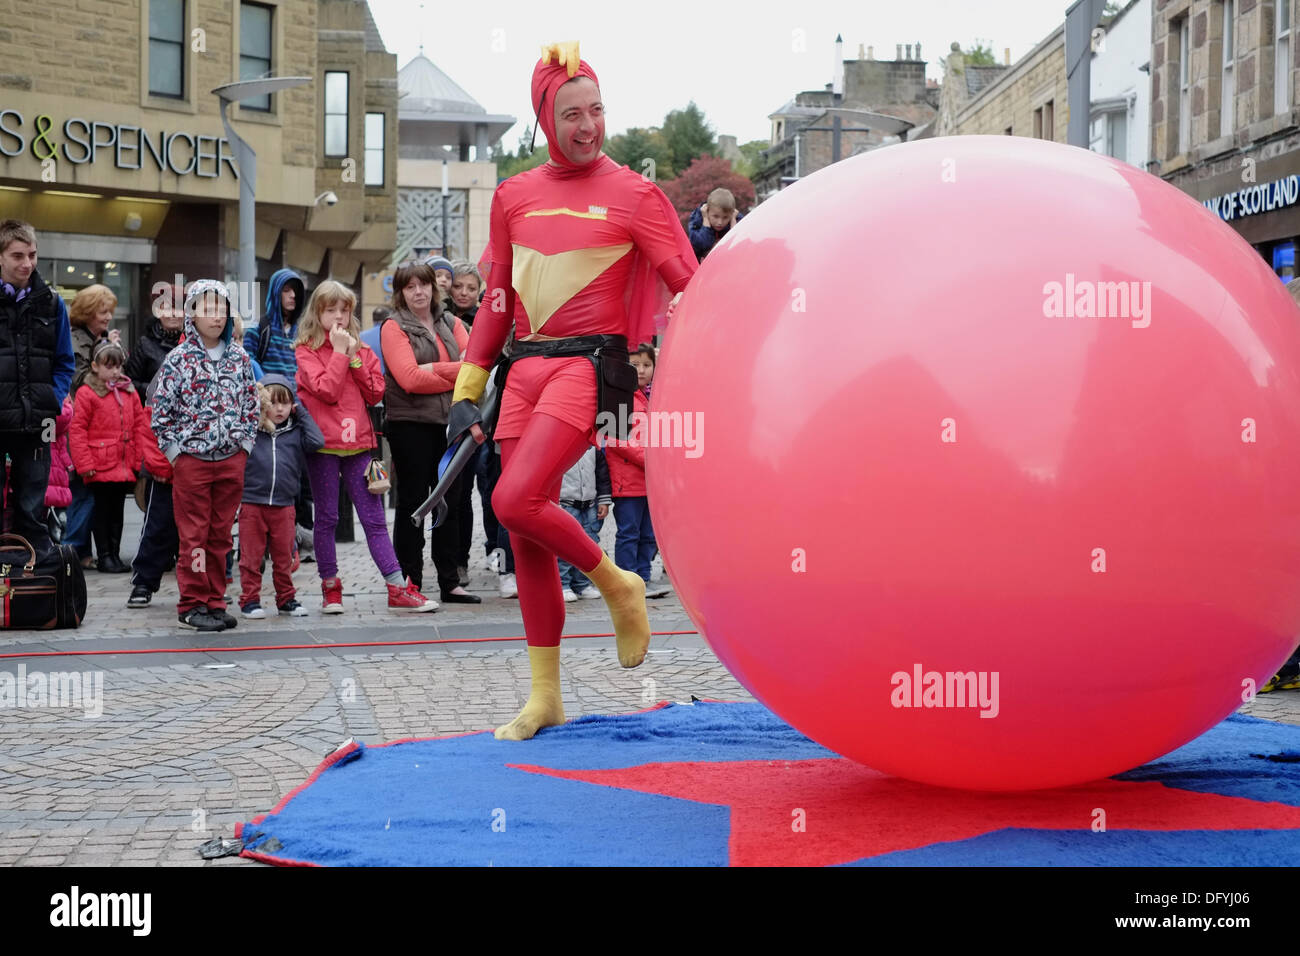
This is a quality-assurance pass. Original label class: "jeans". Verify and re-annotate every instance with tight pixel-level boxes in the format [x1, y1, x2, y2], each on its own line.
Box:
[613, 496, 657, 582]
[557, 501, 603, 591]
[0, 432, 53, 553]
[481, 443, 514, 573]
[66, 471, 95, 559]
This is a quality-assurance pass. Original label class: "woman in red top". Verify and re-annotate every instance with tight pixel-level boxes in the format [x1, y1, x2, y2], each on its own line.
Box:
[451, 42, 696, 740]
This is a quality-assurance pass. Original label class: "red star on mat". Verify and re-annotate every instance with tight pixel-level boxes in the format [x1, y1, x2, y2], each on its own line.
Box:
[510, 758, 1300, 866]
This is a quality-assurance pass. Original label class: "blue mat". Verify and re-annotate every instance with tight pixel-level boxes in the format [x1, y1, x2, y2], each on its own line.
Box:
[236, 701, 1300, 866]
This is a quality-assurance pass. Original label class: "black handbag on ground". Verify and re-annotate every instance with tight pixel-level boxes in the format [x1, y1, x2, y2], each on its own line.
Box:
[0, 533, 86, 629]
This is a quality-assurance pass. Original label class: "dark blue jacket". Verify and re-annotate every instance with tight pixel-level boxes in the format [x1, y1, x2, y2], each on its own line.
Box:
[687, 207, 744, 262]
[0, 269, 75, 432]
[243, 269, 306, 377]
[241, 373, 324, 507]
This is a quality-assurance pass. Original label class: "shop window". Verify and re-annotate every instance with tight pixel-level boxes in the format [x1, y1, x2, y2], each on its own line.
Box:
[148, 0, 185, 98]
[1273, 241, 1296, 282]
[47, 259, 137, 342]
[240, 2, 274, 111]
[364, 112, 385, 186]
[325, 72, 349, 158]
[1222, 0, 1235, 137]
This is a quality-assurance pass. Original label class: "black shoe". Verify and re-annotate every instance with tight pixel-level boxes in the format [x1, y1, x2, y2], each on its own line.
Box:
[208, 607, 237, 630]
[440, 588, 482, 604]
[127, 585, 152, 608]
[97, 554, 129, 574]
[178, 607, 223, 632]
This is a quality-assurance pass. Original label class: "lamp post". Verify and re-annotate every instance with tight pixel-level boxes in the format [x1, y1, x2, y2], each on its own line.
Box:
[212, 76, 310, 327]
[441, 158, 451, 257]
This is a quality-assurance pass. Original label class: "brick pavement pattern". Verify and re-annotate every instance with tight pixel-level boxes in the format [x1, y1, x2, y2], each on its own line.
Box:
[1, 499, 1296, 865]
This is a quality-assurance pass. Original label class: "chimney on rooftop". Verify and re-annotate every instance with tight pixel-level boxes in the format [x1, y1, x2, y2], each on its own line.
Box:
[896, 43, 902, 60]
[1004, 47, 1011, 66]
[905, 43, 913, 59]
[833, 33, 843, 96]
[867, 44, 873, 59]
[915, 41, 921, 60]
[858, 43, 865, 60]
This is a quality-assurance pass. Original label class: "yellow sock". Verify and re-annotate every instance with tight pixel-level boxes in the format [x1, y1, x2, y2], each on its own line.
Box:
[585, 553, 650, 668]
[494, 645, 566, 740]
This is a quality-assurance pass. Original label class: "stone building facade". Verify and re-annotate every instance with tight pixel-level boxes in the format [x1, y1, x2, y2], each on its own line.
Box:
[0, 0, 396, 338]
[754, 43, 940, 201]
[1151, 0, 1300, 278]
[953, 25, 1069, 140]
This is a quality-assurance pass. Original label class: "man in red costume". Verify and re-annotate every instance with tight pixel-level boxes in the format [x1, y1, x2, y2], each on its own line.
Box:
[450, 41, 696, 740]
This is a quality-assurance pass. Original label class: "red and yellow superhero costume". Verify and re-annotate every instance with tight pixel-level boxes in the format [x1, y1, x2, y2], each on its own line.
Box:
[451, 43, 696, 740]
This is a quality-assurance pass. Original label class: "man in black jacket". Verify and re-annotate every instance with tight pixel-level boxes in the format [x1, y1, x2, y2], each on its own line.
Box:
[0, 219, 77, 553]
[125, 283, 185, 395]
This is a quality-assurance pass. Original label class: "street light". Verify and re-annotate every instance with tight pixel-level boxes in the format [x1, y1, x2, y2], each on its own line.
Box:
[212, 76, 311, 327]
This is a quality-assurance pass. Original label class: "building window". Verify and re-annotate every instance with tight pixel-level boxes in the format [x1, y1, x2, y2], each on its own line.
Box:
[1222, 0, 1236, 137]
[1277, 0, 1292, 116]
[1034, 101, 1055, 141]
[1091, 108, 1129, 162]
[325, 72, 349, 158]
[1179, 17, 1191, 154]
[239, 2, 273, 111]
[364, 112, 384, 186]
[148, 0, 185, 98]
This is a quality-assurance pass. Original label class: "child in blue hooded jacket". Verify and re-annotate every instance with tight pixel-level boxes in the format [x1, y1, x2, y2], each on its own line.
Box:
[238, 373, 324, 618]
[243, 268, 306, 378]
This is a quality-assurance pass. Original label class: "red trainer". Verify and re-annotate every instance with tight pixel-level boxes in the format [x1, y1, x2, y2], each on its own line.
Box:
[388, 579, 438, 613]
[321, 576, 345, 614]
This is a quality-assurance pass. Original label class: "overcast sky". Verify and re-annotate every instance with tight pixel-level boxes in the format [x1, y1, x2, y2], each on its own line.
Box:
[369, 0, 1081, 150]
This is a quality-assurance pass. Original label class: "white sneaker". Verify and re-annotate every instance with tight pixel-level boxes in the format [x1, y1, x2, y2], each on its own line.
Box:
[499, 573, 518, 599]
[561, 588, 578, 603]
[578, 587, 603, 600]
[484, 548, 505, 572]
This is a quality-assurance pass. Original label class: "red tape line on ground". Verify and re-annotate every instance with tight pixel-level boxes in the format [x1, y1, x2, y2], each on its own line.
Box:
[0, 629, 702, 660]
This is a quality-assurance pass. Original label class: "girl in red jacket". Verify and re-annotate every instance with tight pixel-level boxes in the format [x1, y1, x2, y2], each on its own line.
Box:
[69, 342, 142, 573]
[295, 281, 434, 614]
[603, 382, 669, 598]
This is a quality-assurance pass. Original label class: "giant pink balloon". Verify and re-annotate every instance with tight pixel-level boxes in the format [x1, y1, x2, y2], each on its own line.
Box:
[648, 135, 1300, 790]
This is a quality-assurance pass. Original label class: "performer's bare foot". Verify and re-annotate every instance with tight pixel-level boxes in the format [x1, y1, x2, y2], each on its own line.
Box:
[586, 554, 651, 667]
[494, 645, 566, 740]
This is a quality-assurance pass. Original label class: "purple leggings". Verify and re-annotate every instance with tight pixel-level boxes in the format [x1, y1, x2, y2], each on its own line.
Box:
[305, 451, 401, 581]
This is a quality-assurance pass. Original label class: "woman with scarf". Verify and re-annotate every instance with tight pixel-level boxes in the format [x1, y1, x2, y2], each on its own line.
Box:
[449, 42, 696, 739]
[381, 260, 482, 604]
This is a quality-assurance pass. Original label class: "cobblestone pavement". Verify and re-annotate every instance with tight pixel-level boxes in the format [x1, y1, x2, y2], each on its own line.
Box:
[0, 500, 1296, 866]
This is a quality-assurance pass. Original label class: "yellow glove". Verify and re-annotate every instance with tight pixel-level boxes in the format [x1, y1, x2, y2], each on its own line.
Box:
[541, 41, 581, 78]
[452, 363, 489, 404]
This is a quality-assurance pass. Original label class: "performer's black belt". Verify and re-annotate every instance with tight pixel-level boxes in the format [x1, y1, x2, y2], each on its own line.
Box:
[501, 334, 638, 439]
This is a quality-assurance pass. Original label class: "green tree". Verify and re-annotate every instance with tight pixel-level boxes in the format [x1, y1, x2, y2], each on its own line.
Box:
[733, 139, 769, 180]
[604, 126, 675, 180]
[963, 41, 997, 66]
[661, 102, 716, 173]
[496, 147, 547, 180]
